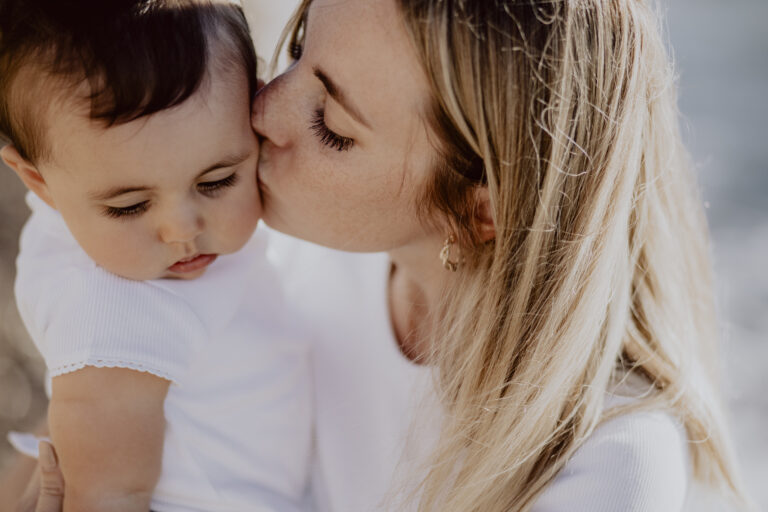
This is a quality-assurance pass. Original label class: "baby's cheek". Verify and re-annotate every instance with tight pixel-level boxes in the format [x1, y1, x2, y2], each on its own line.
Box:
[83, 234, 158, 280]
[219, 199, 260, 251]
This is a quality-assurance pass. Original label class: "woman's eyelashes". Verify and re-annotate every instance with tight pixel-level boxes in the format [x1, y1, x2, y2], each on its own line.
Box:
[103, 173, 240, 219]
[288, 36, 352, 152]
[311, 109, 354, 152]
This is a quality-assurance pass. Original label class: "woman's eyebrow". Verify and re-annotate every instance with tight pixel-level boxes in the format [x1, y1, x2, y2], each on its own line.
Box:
[313, 67, 371, 129]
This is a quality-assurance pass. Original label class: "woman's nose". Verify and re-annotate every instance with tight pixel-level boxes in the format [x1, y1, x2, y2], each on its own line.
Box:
[250, 82, 274, 139]
[251, 73, 294, 148]
[158, 206, 204, 245]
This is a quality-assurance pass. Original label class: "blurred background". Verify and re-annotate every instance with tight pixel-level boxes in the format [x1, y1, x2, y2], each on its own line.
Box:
[0, 0, 765, 509]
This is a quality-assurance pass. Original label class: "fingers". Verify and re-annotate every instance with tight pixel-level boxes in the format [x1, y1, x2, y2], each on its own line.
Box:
[15, 464, 40, 512]
[34, 442, 63, 512]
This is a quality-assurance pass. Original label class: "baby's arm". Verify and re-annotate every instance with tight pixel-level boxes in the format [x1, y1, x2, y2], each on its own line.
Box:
[49, 366, 170, 511]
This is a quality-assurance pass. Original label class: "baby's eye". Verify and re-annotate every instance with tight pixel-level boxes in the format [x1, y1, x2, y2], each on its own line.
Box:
[104, 201, 150, 219]
[197, 173, 239, 197]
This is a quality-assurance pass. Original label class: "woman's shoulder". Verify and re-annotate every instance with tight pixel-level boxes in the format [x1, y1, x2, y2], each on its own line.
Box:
[533, 407, 690, 512]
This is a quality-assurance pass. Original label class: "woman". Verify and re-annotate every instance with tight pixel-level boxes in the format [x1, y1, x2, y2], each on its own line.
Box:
[254, 0, 738, 512]
[253, 0, 747, 510]
[26, 0, 747, 510]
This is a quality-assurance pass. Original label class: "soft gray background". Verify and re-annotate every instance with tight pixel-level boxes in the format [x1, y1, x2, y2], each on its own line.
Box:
[1, 0, 765, 508]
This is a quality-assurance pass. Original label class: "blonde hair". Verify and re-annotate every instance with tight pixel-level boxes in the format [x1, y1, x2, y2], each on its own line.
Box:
[282, 1, 747, 510]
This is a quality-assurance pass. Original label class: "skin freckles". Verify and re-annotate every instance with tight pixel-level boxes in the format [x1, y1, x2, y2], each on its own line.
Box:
[24, 71, 261, 281]
[252, 0, 441, 253]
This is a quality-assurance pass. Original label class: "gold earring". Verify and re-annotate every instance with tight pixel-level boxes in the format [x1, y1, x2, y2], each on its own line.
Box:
[440, 234, 461, 271]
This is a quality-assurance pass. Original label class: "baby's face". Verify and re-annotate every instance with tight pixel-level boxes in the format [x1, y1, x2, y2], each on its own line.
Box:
[37, 71, 260, 280]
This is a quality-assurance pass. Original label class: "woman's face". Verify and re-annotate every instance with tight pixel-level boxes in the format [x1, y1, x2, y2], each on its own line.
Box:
[251, 0, 440, 252]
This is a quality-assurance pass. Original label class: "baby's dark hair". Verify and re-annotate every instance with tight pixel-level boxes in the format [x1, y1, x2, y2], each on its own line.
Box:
[0, 0, 257, 164]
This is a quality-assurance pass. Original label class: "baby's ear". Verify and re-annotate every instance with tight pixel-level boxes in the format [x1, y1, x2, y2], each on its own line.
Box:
[0, 145, 57, 209]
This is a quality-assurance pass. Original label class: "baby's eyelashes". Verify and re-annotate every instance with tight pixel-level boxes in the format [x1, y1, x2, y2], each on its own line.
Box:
[104, 201, 150, 219]
[196, 172, 240, 197]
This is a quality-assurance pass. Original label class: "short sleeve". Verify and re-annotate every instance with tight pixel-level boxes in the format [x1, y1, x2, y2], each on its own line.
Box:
[14, 199, 206, 384]
[40, 267, 207, 383]
[532, 411, 690, 512]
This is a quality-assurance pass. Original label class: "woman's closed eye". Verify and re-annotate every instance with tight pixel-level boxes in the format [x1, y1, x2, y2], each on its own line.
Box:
[311, 109, 354, 152]
[197, 172, 240, 197]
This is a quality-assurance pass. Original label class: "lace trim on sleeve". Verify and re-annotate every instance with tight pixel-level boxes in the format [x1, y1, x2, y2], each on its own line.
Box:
[49, 359, 175, 382]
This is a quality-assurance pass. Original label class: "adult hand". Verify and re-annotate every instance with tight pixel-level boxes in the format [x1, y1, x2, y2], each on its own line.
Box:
[15, 442, 64, 512]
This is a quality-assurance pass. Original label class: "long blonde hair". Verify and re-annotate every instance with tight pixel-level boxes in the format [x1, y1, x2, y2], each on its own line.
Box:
[281, 1, 747, 510]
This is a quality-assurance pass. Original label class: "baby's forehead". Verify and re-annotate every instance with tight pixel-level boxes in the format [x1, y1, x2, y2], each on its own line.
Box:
[44, 70, 254, 180]
[41, 66, 236, 162]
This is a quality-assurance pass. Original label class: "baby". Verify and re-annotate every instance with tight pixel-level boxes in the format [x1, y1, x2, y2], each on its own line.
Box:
[0, 1, 311, 510]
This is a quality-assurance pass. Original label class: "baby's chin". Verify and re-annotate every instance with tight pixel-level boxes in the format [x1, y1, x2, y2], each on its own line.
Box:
[161, 267, 209, 281]
[98, 263, 210, 282]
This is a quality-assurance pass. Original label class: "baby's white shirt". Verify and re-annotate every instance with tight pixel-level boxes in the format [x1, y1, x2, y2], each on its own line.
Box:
[15, 193, 312, 512]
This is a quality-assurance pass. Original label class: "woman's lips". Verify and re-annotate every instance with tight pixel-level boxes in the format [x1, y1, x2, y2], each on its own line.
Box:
[168, 254, 217, 274]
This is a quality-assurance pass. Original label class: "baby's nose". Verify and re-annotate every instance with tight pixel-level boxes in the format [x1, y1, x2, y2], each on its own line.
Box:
[159, 208, 204, 244]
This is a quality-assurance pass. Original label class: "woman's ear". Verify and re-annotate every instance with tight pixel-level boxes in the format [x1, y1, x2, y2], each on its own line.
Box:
[0, 145, 57, 209]
[473, 186, 496, 242]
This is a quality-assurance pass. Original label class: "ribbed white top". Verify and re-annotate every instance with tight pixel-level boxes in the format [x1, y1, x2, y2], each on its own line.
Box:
[266, 231, 691, 512]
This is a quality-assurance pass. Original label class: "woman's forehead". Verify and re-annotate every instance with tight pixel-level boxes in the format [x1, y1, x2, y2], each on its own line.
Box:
[305, 0, 402, 66]
[305, 0, 430, 123]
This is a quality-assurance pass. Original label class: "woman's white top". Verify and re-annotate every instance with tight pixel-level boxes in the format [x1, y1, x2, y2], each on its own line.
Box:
[14, 194, 312, 512]
[266, 231, 691, 512]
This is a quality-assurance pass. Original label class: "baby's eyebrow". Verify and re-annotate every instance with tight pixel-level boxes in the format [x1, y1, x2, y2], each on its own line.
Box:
[196, 151, 252, 178]
[90, 186, 151, 202]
